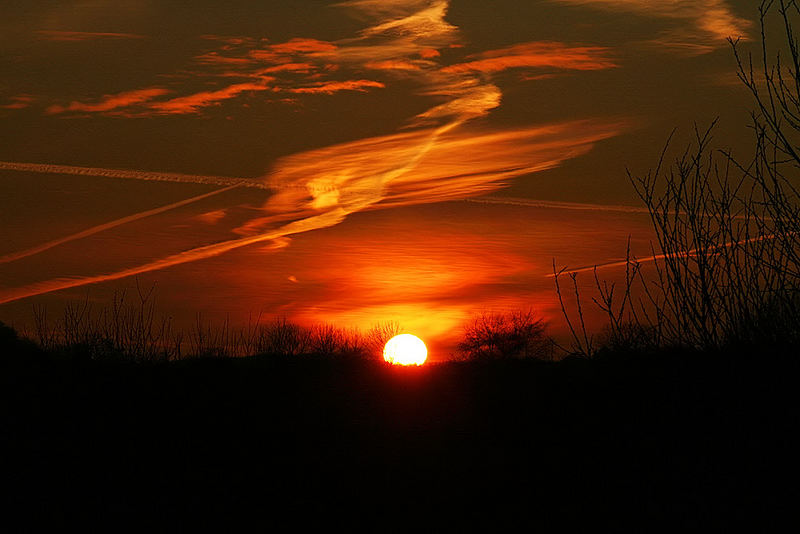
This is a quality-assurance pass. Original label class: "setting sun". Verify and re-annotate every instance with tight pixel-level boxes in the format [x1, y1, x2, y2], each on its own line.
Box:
[383, 334, 428, 366]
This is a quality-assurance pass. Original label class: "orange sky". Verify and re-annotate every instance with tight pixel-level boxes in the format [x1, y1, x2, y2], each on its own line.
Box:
[0, 0, 761, 357]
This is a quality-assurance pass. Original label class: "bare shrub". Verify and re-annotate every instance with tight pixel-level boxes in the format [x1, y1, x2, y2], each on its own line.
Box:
[254, 317, 310, 357]
[364, 321, 403, 360]
[457, 309, 553, 361]
[307, 324, 366, 359]
[30, 283, 180, 361]
[554, 1, 800, 354]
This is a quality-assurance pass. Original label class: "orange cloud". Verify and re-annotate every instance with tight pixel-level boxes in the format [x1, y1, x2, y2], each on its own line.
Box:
[36, 30, 145, 41]
[0, 1, 635, 306]
[364, 60, 425, 71]
[258, 118, 628, 223]
[195, 209, 229, 225]
[148, 82, 271, 114]
[257, 63, 316, 74]
[286, 80, 386, 94]
[46, 87, 169, 115]
[551, 0, 750, 52]
[269, 38, 338, 55]
[194, 52, 254, 66]
[248, 38, 338, 63]
[1, 95, 34, 110]
[444, 41, 617, 74]
[200, 35, 256, 47]
[0, 117, 629, 307]
[194, 37, 335, 72]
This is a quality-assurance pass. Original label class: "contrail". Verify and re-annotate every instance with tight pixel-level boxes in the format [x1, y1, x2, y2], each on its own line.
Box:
[0, 121, 461, 305]
[0, 210, 347, 305]
[468, 196, 767, 222]
[0, 184, 240, 265]
[464, 196, 652, 213]
[549, 232, 785, 277]
[0, 161, 266, 189]
[0, 1, 631, 305]
[0, 117, 464, 305]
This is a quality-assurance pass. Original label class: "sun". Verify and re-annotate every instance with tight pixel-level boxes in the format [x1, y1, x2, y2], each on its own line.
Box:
[383, 334, 428, 366]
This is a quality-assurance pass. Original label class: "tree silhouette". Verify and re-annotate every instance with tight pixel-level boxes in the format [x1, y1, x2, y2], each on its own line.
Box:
[458, 309, 553, 360]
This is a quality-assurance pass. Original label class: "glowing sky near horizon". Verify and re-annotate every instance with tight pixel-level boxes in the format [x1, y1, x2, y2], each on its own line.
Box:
[0, 0, 760, 356]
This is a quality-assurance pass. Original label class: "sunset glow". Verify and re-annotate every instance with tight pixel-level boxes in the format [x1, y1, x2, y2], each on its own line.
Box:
[1, 2, 791, 524]
[0, 0, 763, 355]
[383, 334, 428, 366]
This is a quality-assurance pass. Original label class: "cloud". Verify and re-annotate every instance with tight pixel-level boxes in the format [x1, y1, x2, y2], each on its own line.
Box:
[147, 81, 271, 114]
[1, 94, 35, 110]
[257, 63, 316, 74]
[194, 52, 255, 66]
[0, 116, 628, 305]
[443, 41, 617, 74]
[364, 60, 425, 71]
[2, 1, 632, 304]
[37, 1, 619, 120]
[268, 38, 338, 55]
[45, 81, 274, 117]
[247, 38, 338, 63]
[200, 35, 256, 47]
[419, 48, 441, 59]
[195, 209, 229, 225]
[239, 117, 628, 235]
[551, 0, 750, 53]
[46, 87, 169, 115]
[286, 79, 386, 94]
[36, 30, 145, 41]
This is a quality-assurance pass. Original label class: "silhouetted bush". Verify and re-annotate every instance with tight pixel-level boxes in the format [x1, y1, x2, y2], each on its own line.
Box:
[364, 321, 403, 360]
[457, 309, 553, 361]
[31, 284, 180, 361]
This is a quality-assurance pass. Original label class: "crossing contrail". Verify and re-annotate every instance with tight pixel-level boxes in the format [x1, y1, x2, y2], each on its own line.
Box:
[549, 232, 785, 277]
[0, 1, 631, 305]
[0, 184, 240, 265]
[0, 160, 266, 189]
[0, 209, 347, 305]
[464, 196, 652, 213]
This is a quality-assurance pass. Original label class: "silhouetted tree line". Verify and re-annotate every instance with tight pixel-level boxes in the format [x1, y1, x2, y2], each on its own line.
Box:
[10, 286, 405, 362]
[6, 290, 554, 362]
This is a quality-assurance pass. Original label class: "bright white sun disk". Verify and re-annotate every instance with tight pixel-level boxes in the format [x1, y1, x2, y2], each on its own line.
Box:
[383, 334, 427, 366]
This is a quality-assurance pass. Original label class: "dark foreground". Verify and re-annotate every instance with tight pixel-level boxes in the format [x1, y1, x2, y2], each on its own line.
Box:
[2, 342, 797, 529]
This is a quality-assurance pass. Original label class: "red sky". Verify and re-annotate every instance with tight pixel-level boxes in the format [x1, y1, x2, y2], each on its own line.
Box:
[0, 0, 760, 357]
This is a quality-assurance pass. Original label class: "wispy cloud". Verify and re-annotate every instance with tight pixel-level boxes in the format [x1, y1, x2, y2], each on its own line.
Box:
[36, 30, 145, 41]
[46, 87, 169, 115]
[1, 94, 35, 110]
[286, 79, 385, 94]
[0, 1, 630, 304]
[46, 81, 274, 117]
[551, 0, 750, 53]
[41, 1, 623, 118]
[444, 41, 617, 74]
[364, 60, 425, 71]
[147, 81, 271, 114]
[254, 119, 628, 220]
